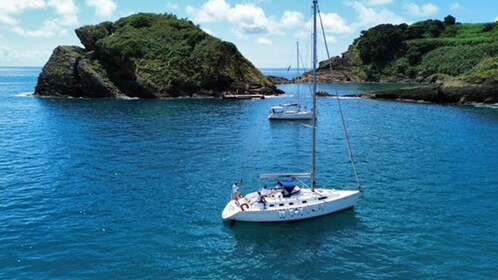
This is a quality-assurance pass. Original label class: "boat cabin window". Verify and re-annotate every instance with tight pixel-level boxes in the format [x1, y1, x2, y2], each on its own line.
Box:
[302, 200, 307, 204]
[279, 203, 284, 207]
[269, 204, 274, 207]
[289, 202, 294, 205]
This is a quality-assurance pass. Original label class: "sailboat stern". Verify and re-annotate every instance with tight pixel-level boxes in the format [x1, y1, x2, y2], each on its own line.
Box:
[320, 189, 361, 213]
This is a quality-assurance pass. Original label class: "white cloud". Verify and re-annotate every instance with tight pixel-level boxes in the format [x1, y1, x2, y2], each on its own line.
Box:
[365, 0, 393, 5]
[405, 3, 439, 17]
[317, 13, 355, 34]
[0, 46, 17, 61]
[231, 3, 272, 34]
[48, 0, 78, 26]
[0, 0, 46, 14]
[0, 15, 17, 26]
[347, 1, 404, 28]
[0, 0, 46, 26]
[86, 0, 117, 18]
[12, 20, 67, 38]
[257, 37, 271, 45]
[495, 16, 498, 22]
[0, 46, 50, 65]
[166, 2, 178, 11]
[186, 0, 229, 23]
[324, 35, 338, 45]
[298, 12, 352, 48]
[9, 0, 79, 38]
[0, 0, 78, 38]
[281, 11, 303, 28]
[450, 3, 462, 11]
[186, 0, 304, 36]
[201, 27, 214, 35]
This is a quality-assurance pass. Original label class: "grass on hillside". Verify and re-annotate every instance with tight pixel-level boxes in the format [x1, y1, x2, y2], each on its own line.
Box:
[357, 21, 498, 81]
[94, 13, 270, 95]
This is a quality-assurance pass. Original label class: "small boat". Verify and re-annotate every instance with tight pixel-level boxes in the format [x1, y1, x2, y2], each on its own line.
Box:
[222, 94, 265, 100]
[268, 42, 312, 120]
[222, 0, 361, 223]
[268, 103, 312, 120]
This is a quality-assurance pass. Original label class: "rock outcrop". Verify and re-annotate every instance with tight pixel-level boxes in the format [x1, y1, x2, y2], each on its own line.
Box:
[362, 82, 498, 104]
[35, 13, 277, 98]
[297, 46, 361, 84]
[275, 19, 498, 104]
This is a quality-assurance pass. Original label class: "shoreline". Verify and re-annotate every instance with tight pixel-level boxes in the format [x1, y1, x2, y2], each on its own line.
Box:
[267, 75, 497, 105]
[360, 83, 497, 105]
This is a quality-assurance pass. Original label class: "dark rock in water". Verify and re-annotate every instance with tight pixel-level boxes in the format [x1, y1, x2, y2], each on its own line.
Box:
[35, 13, 277, 98]
[266, 75, 291, 85]
[35, 46, 84, 98]
[298, 44, 360, 83]
[316, 91, 332, 97]
[362, 83, 498, 104]
[440, 83, 498, 104]
[77, 56, 121, 98]
[362, 87, 446, 103]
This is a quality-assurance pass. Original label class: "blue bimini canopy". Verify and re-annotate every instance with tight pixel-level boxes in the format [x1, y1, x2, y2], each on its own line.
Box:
[277, 180, 297, 197]
[278, 180, 296, 188]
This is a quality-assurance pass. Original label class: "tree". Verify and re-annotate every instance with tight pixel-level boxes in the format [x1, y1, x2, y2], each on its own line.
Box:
[357, 24, 406, 68]
[405, 20, 444, 39]
[482, 23, 494, 32]
[444, 15, 456, 25]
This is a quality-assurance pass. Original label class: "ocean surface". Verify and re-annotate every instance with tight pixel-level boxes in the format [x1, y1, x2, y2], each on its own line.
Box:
[1, 67, 497, 279]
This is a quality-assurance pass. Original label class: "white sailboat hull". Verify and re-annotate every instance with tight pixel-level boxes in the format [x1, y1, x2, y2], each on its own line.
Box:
[222, 188, 360, 222]
[268, 110, 313, 120]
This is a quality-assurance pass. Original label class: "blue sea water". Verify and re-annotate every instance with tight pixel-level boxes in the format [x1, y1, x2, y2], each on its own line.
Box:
[1, 67, 497, 279]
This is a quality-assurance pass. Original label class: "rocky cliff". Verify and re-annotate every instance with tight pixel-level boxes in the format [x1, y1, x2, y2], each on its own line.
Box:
[362, 56, 498, 104]
[363, 83, 498, 104]
[288, 19, 498, 104]
[35, 13, 276, 98]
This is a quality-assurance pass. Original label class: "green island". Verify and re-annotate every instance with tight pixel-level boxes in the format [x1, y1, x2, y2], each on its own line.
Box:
[35, 13, 497, 104]
[35, 13, 278, 98]
[300, 15, 497, 104]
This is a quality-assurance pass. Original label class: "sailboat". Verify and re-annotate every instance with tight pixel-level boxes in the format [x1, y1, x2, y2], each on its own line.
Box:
[222, 0, 361, 222]
[268, 42, 312, 120]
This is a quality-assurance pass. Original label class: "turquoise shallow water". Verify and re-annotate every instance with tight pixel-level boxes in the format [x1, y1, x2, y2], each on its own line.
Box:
[1, 67, 497, 279]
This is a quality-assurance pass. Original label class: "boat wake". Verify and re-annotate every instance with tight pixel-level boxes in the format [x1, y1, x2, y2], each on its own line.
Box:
[16, 92, 34, 97]
[119, 96, 140, 100]
[264, 94, 293, 99]
[322, 96, 361, 100]
[472, 103, 498, 109]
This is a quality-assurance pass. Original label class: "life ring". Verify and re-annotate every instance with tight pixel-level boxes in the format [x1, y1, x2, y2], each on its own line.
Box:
[240, 203, 250, 211]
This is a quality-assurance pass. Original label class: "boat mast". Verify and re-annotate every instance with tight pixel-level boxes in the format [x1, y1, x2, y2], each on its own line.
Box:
[296, 41, 300, 107]
[311, 0, 317, 192]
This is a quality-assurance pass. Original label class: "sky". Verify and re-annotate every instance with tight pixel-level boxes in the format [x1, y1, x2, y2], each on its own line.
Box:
[0, 0, 497, 68]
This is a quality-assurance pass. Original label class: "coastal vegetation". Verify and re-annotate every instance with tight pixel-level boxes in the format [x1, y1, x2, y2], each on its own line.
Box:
[35, 13, 276, 98]
[353, 17, 498, 82]
[306, 16, 498, 104]
[35, 12, 496, 103]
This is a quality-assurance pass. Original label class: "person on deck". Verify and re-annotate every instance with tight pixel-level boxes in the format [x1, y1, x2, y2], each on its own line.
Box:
[232, 182, 240, 200]
[258, 191, 267, 209]
[261, 185, 270, 197]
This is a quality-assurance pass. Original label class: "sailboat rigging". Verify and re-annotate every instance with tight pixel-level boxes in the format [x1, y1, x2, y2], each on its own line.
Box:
[222, 0, 361, 223]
